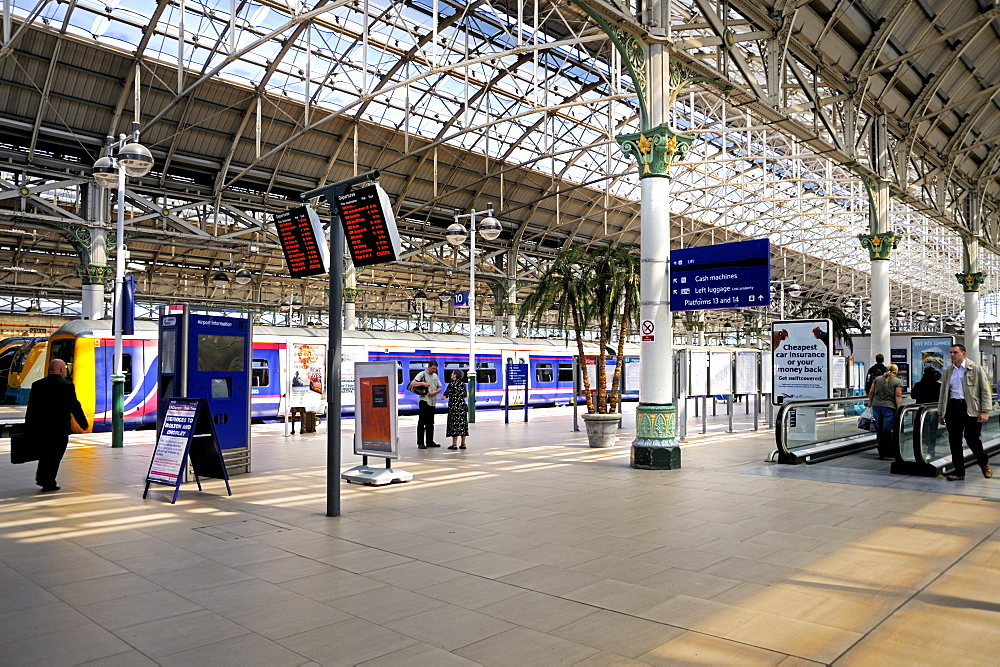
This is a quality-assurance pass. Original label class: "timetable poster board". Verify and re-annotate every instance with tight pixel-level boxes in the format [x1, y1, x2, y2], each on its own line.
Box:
[354, 362, 398, 458]
[623, 356, 640, 394]
[689, 350, 709, 396]
[335, 183, 403, 267]
[583, 356, 615, 392]
[735, 352, 758, 394]
[145, 398, 231, 504]
[910, 336, 953, 385]
[831, 356, 846, 389]
[771, 319, 832, 404]
[289, 343, 326, 413]
[709, 352, 732, 395]
[274, 205, 330, 278]
[760, 352, 773, 394]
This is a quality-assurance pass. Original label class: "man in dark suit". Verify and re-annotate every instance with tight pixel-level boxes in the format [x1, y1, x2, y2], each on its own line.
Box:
[26, 358, 88, 492]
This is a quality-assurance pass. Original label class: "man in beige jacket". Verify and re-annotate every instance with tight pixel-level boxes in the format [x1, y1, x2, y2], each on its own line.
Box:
[937, 344, 994, 480]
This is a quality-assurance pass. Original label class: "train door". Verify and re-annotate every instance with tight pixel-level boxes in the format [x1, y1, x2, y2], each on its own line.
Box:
[96, 339, 145, 429]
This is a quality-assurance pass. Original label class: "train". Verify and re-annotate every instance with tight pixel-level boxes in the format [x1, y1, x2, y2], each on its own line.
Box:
[5, 319, 639, 433]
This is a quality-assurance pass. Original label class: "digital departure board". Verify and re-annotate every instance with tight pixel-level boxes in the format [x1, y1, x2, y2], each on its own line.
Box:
[334, 183, 402, 267]
[274, 205, 330, 278]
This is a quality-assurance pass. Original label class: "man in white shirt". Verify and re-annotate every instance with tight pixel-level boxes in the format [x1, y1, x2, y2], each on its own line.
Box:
[937, 344, 993, 481]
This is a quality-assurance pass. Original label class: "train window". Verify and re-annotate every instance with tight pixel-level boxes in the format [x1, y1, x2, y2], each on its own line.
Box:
[122, 354, 133, 394]
[444, 362, 468, 381]
[536, 363, 553, 383]
[557, 363, 574, 382]
[49, 338, 75, 366]
[397, 361, 403, 385]
[9, 340, 38, 374]
[251, 359, 270, 387]
[408, 362, 432, 383]
[476, 362, 496, 384]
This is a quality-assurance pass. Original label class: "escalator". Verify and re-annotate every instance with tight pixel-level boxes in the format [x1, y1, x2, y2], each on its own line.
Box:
[769, 397, 1000, 477]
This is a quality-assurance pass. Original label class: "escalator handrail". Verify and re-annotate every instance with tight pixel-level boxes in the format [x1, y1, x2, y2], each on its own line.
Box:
[895, 402, 935, 463]
[774, 396, 873, 457]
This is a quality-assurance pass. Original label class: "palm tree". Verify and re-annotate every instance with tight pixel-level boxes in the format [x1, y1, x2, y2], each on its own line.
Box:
[519, 243, 640, 414]
[797, 299, 861, 353]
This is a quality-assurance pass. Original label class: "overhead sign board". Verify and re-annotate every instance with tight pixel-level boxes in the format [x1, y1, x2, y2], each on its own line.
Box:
[274, 205, 330, 278]
[335, 183, 402, 267]
[670, 239, 771, 312]
[453, 291, 470, 308]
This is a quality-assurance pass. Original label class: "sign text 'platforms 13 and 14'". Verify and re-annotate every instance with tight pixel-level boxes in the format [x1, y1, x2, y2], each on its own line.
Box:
[274, 206, 330, 278]
[335, 183, 402, 268]
[669, 239, 771, 312]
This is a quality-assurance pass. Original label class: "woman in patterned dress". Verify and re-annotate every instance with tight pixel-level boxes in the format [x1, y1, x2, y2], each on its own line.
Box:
[443, 370, 469, 449]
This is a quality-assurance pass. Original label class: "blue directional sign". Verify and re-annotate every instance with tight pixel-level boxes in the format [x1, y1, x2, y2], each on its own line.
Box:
[506, 363, 528, 385]
[670, 239, 771, 312]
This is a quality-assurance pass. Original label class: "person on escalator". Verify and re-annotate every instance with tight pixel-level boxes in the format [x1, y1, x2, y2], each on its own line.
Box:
[910, 368, 941, 404]
[868, 364, 904, 460]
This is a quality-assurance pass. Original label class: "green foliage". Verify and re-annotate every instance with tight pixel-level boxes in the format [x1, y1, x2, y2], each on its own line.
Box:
[519, 242, 640, 413]
[797, 300, 861, 353]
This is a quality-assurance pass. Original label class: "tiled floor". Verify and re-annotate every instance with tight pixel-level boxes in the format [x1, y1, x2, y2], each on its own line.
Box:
[2, 405, 1000, 665]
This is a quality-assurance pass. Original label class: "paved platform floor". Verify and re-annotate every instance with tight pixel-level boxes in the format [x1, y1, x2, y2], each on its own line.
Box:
[1, 405, 999, 665]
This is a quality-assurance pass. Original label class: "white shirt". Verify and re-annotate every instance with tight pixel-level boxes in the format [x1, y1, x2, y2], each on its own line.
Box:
[949, 359, 967, 400]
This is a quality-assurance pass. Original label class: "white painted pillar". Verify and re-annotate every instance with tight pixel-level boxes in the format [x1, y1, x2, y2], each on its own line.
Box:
[639, 176, 674, 403]
[966, 290, 980, 363]
[870, 259, 891, 363]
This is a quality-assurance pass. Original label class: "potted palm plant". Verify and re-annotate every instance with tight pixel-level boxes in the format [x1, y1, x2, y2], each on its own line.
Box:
[520, 243, 640, 446]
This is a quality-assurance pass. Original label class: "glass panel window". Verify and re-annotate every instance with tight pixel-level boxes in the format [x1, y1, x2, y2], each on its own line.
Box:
[251, 359, 270, 387]
[122, 353, 133, 394]
[557, 363, 574, 382]
[476, 362, 496, 384]
[536, 362, 553, 383]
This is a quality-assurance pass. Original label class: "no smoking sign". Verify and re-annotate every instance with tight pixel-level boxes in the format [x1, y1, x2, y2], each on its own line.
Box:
[641, 319, 655, 341]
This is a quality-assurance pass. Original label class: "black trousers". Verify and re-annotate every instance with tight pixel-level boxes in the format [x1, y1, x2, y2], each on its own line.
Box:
[417, 400, 436, 446]
[945, 399, 988, 475]
[35, 438, 68, 488]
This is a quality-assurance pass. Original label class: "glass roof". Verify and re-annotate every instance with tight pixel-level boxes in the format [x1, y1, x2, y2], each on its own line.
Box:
[7, 0, 994, 319]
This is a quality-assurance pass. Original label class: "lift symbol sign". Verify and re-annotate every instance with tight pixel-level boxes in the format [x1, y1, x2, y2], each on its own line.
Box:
[641, 320, 654, 342]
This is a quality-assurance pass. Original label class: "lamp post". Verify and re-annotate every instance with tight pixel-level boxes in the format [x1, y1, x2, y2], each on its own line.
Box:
[769, 281, 802, 319]
[413, 290, 428, 331]
[448, 204, 502, 423]
[92, 122, 153, 449]
[281, 296, 302, 326]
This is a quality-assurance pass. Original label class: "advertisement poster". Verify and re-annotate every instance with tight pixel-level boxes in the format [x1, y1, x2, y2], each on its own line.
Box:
[341, 345, 368, 406]
[910, 336, 953, 385]
[290, 343, 326, 412]
[354, 362, 398, 458]
[148, 400, 197, 485]
[771, 319, 832, 404]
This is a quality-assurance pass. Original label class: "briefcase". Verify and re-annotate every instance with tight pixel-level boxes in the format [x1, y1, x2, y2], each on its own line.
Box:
[9, 425, 37, 464]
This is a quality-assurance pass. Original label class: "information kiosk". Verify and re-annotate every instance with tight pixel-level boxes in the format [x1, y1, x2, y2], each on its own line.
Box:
[158, 305, 252, 474]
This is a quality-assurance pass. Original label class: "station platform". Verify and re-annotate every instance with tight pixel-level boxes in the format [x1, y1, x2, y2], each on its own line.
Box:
[1, 405, 999, 664]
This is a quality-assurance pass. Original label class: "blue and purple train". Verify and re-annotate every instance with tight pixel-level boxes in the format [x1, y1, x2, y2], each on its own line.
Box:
[21, 319, 637, 432]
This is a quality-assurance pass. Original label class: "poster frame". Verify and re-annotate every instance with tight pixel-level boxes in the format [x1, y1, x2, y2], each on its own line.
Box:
[353, 361, 399, 458]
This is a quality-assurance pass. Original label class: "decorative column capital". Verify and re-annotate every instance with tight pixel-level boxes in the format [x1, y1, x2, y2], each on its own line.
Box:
[956, 272, 988, 292]
[75, 264, 112, 285]
[617, 124, 694, 179]
[858, 231, 900, 260]
[343, 288, 362, 303]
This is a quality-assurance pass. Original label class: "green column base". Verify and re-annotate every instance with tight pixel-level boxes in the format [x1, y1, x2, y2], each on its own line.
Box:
[630, 403, 681, 470]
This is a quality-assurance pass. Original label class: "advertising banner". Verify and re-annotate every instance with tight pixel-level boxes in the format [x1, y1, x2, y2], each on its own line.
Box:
[354, 361, 398, 458]
[771, 319, 832, 404]
[910, 336, 953, 385]
[289, 343, 326, 412]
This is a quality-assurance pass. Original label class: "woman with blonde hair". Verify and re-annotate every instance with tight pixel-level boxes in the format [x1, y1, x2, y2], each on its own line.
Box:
[868, 363, 904, 459]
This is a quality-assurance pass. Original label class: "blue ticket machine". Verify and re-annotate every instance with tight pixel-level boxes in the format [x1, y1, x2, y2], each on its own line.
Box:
[158, 305, 251, 472]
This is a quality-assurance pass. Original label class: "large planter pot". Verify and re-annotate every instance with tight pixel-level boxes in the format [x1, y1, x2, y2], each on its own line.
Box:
[582, 413, 622, 448]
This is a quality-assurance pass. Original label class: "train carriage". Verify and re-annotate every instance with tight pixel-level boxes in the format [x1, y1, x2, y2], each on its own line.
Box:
[37, 319, 637, 432]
